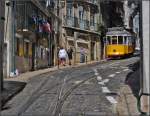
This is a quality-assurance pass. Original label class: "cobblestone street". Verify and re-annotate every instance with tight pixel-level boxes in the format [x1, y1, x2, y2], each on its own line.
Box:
[1, 56, 139, 116]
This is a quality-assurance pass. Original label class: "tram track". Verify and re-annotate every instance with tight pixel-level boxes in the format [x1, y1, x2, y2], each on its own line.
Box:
[53, 75, 96, 116]
[16, 69, 94, 116]
[3, 56, 139, 116]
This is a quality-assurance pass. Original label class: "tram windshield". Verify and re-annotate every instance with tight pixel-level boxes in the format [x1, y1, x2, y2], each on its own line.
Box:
[112, 36, 117, 44]
[118, 36, 123, 44]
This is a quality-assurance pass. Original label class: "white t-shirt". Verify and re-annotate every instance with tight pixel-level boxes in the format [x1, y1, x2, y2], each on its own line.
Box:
[59, 49, 67, 58]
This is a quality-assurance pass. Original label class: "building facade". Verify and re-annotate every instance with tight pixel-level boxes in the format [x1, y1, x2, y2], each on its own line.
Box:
[4, 0, 61, 77]
[61, 0, 102, 64]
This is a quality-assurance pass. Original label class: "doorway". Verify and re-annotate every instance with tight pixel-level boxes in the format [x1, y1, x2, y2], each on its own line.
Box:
[91, 42, 95, 61]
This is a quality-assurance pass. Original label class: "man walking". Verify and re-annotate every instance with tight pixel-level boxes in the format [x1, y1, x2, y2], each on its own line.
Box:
[58, 46, 68, 66]
[67, 47, 73, 65]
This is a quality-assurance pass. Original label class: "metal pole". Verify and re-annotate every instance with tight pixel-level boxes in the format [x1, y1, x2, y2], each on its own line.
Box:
[140, 1, 150, 114]
[48, 33, 51, 67]
[0, 0, 5, 91]
[57, 0, 60, 69]
[11, 1, 16, 74]
[74, 32, 77, 65]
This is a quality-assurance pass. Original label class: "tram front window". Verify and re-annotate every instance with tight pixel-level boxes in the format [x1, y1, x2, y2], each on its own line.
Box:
[124, 36, 128, 45]
[112, 36, 117, 44]
[106, 36, 111, 44]
[118, 36, 123, 44]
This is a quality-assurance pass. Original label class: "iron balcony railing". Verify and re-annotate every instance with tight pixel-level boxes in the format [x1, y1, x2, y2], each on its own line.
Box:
[64, 15, 98, 32]
[75, 0, 98, 5]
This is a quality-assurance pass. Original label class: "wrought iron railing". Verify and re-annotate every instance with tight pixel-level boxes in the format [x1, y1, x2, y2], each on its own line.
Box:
[64, 15, 98, 32]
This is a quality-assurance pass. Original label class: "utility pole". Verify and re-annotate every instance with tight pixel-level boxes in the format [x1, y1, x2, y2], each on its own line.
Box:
[140, 1, 150, 114]
[0, 0, 5, 91]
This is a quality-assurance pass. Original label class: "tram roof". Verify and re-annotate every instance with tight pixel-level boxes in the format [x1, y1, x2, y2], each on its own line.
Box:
[106, 27, 132, 36]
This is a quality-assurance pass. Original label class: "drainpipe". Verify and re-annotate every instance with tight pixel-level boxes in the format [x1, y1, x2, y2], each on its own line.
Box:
[11, 1, 16, 74]
[0, 0, 5, 91]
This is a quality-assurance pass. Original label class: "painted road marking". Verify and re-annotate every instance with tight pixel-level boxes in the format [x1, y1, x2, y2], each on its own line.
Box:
[74, 80, 82, 84]
[97, 76, 102, 81]
[123, 69, 129, 72]
[93, 69, 99, 76]
[93, 69, 98, 73]
[120, 66, 128, 69]
[98, 82, 105, 85]
[106, 96, 118, 104]
[98, 79, 109, 85]
[108, 74, 116, 78]
[102, 87, 110, 93]
[116, 72, 121, 74]
[95, 72, 99, 76]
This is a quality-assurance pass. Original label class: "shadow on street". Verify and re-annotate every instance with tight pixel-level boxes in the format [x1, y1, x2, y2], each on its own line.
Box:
[1, 80, 26, 110]
[125, 61, 140, 98]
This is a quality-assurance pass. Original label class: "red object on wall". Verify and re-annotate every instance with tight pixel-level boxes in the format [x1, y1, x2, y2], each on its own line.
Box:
[43, 22, 51, 33]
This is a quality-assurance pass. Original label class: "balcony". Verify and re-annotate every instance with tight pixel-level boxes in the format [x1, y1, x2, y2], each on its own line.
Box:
[87, 0, 97, 4]
[75, 0, 98, 9]
[63, 15, 98, 32]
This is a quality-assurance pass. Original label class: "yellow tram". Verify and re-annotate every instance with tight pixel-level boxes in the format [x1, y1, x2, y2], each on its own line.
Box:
[105, 27, 136, 58]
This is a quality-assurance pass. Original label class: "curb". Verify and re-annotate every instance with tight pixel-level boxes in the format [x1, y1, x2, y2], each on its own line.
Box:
[115, 85, 140, 116]
[4, 61, 102, 83]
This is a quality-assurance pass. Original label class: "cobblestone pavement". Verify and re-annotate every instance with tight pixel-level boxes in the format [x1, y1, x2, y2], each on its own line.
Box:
[1, 56, 140, 116]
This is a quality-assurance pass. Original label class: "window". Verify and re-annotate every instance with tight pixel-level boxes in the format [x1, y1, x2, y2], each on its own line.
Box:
[112, 36, 117, 44]
[124, 36, 128, 45]
[66, 29, 74, 37]
[24, 41, 29, 57]
[106, 36, 111, 44]
[79, 6, 84, 20]
[118, 36, 123, 44]
[16, 38, 20, 56]
[90, 15, 95, 26]
[128, 36, 132, 45]
[16, 3, 25, 30]
[67, 3, 72, 17]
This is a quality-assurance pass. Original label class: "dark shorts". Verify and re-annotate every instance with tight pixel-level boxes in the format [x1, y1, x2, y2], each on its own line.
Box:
[68, 56, 72, 60]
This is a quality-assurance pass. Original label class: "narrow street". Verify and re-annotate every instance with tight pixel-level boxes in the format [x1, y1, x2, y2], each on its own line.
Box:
[2, 56, 139, 116]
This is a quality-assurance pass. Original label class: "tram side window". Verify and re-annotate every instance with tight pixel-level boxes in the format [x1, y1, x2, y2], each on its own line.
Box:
[112, 36, 117, 44]
[118, 36, 123, 44]
[124, 36, 128, 45]
[106, 36, 111, 44]
[128, 36, 132, 45]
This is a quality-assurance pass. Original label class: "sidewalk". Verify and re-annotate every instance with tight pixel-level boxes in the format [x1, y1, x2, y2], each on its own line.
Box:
[116, 61, 141, 116]
[116, 85, 140, 116]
